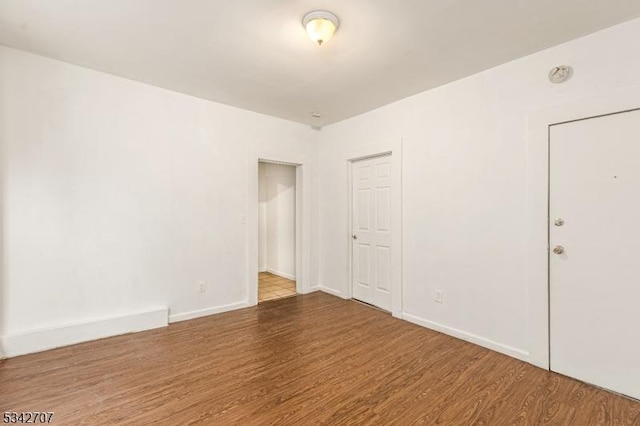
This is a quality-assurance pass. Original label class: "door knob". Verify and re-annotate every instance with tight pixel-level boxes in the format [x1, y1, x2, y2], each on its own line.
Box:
[352, 234, 357, 240]
[553, 245, 565, 255]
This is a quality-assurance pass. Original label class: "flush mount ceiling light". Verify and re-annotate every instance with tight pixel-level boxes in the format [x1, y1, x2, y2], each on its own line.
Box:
[302, 10, 339, 45]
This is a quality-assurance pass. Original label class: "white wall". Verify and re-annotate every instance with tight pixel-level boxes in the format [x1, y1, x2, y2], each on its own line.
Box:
[318, 17, 640, 361]
[0, 46, 317, 356]
[258, 163, 268, 272]
[4, 16, 640, 362]
[258, 162, 296, 280]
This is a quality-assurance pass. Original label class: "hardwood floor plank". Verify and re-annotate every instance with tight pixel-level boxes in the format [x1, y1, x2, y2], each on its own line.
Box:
[1, 292, 639, 425]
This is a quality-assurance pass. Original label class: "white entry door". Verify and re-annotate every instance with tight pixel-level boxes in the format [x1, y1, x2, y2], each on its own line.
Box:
[549, 109, 640, 400]
[351, 154, 392, 311]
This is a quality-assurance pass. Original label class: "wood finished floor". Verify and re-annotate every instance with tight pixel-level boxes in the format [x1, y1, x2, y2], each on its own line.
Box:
[1, 292, 639, 425]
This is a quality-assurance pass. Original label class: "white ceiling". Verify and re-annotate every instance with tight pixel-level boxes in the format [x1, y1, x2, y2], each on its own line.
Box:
[2, 1, 640, 127]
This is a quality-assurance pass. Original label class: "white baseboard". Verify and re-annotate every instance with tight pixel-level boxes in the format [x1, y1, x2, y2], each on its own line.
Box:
[402, 312, 530, 362]
[169, 301, 249, 323]
[265, 268, 296, 281]
[317, 285, 344, 298]
[1, 307, 168, 358]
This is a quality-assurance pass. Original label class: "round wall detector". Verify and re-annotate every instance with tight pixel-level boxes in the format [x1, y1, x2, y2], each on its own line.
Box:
[548, 65, 573, 83]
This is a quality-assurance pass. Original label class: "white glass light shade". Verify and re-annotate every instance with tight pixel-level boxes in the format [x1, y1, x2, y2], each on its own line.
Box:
[302, 11, 339, 45]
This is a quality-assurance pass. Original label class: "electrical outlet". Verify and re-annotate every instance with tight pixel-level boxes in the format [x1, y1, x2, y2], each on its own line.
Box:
[435, 289, 444, 304]
[197, 281, 206, 293]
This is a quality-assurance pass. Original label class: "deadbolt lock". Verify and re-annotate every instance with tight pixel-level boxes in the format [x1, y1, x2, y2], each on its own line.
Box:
[553, 245, 565, 255]
[554, 218, 565, 226]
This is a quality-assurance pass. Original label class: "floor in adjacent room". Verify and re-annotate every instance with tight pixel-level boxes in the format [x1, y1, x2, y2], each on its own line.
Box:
[258, 271, 296, 302]
[1, 292, 639, 425]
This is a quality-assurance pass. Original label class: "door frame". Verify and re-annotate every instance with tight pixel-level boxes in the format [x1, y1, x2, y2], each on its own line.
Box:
[346, 139, 403, 318]
[526, 87, 640, 369]
[247, 151, 311, 307]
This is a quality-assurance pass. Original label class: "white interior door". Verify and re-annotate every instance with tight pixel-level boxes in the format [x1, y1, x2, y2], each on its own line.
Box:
[550, 109, 640, 400]
[351, 154, 392, 311]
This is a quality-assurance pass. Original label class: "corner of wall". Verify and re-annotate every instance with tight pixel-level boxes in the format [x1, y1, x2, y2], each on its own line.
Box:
[317, 285, 345, 299]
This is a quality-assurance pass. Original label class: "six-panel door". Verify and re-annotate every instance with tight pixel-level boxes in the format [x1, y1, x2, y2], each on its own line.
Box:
[352, 154, 392, 311]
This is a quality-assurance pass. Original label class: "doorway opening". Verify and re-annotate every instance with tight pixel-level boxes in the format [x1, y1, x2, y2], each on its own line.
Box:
[258, 161, 297, 303]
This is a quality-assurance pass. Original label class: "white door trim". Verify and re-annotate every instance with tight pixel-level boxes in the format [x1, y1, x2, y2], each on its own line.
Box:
[526, 87, 640, 369]
[247, 152, 312, 307]
[345, 139, 403, 318]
